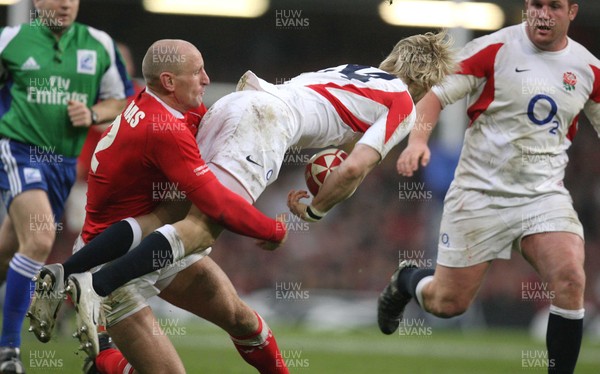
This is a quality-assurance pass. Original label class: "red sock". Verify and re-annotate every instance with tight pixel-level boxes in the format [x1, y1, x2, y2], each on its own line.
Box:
[231, 312, 289, 374]
[95, 348, 135, 374]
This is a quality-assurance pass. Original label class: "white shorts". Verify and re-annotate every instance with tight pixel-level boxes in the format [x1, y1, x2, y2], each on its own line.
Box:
[196, 91, 294, 203]
[72, 235, 210, 327]
[437, 186, 584, 268]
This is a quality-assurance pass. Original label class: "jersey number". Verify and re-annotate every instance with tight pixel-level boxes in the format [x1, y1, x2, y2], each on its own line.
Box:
[323, 64, 395, 83]
[527, 94, 559, 135]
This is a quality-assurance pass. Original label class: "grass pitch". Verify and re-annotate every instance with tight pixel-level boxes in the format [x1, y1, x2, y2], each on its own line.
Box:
[19, 316, 600, 373]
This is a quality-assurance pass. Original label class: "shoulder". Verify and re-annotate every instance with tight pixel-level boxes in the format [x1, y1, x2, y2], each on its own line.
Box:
[473, 24, 520, 45]
[0, 24, 23, 38]
[0, 25, 23, 54]
[568, 38, 600, 67]
[459, 24, 520, 60]
[454, 25, 524, 74]
[75, 23, 116, 56]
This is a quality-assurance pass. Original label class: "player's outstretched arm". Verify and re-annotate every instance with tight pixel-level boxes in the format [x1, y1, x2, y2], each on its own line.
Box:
[288, 144, 379, 222]
[397, 91, 442, 177]
[185, 179, 287, 247]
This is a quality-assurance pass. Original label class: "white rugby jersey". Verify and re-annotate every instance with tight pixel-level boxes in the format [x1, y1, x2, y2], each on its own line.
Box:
[237, 64, 415, 160]
[433, 23, 600, 196]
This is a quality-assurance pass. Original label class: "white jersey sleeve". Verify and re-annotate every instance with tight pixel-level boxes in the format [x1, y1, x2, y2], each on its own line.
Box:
[583, 65, 600, 135]
[87, 26, 128, 100]
[432, 31, 505, 113]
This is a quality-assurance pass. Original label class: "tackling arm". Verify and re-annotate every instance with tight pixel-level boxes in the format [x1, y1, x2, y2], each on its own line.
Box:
[185, 178, 287, 244]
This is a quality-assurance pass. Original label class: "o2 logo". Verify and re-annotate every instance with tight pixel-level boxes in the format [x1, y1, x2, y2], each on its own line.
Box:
[527, 94, 559, 135]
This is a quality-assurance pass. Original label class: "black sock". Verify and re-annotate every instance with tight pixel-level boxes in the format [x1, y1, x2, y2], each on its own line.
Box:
[63, 220, 135, 278]
[396, 268, 435, 301]
[547, 312, 583, 374]
[92, 232, 173, 297]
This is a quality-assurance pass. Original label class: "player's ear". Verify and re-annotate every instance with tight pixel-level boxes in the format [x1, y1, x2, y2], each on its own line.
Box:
[568, 4, 578, 21]
[159, 72, 175, 92]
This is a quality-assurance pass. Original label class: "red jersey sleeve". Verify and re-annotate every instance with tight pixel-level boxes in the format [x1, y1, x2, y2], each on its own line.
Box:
[149, 123, 286, 242]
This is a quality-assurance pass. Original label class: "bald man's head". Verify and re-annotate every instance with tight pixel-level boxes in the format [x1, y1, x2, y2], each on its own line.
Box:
[140, 39, 209, 113]
[142, 39, 198, 90]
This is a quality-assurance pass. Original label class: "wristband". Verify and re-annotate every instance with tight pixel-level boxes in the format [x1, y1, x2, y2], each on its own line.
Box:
[305, 205, 327, 222]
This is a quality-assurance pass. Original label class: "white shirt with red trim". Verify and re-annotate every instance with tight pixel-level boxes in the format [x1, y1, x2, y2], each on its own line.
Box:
[433, 23, 600, 196]
[238, 65, 415, 160]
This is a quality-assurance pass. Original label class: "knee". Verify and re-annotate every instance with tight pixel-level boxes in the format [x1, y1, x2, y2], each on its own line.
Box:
[20, 231, 55, 259]
[426, 296, 471, 319]
[551, 263, 585, 300]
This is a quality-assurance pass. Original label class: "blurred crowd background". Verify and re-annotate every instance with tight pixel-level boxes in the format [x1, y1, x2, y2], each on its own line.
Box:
[2, 0, 599, 334]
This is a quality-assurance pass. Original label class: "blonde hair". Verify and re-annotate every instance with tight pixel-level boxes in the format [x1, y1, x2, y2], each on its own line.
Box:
[379, 30, 457, 101]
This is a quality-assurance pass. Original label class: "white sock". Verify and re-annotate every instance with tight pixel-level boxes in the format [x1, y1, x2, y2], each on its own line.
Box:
[155, 224, 185, 262]
[415, 275, 434, 307]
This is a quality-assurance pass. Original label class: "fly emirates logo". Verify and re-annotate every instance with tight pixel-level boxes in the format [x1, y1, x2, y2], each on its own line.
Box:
[26, 76, 88, 105]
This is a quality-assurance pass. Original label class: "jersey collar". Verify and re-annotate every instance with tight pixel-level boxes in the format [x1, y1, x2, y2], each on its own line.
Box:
[39, 22, 76, 63]
[145, 88, 185, 119]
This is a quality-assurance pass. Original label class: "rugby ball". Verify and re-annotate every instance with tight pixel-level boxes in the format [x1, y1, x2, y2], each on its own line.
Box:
[305, 148, 348, 196]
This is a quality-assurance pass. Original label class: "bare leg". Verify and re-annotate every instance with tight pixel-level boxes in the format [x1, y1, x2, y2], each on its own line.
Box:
[103, 257, 288, 373]
[521, 232, 585, 373]
[107, 307, 185, 374]
[0, 217, 18, 284]
[421, 262, 491, 318]
[159, 257, 256, 335]
[159, 258, 288, 373]
[1, 191, 54, 348]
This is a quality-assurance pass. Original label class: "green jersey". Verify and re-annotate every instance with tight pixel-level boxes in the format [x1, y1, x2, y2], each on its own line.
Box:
[0, 22, 132, 157]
